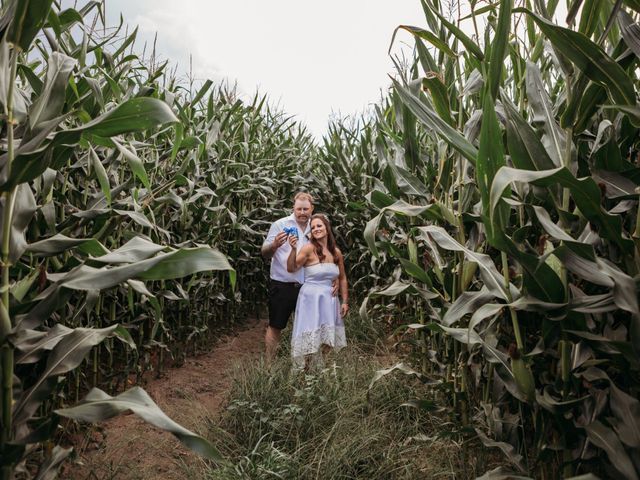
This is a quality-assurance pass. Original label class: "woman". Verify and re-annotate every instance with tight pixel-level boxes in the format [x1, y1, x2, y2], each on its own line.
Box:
[286, 214, 349, 368]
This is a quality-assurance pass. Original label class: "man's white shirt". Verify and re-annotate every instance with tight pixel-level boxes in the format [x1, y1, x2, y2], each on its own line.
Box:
[264, 214, 310, 283]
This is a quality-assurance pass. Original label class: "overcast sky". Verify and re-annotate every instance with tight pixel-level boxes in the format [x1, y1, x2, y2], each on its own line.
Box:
[94, 0, 429, 138]
[63, 1, 570, 139]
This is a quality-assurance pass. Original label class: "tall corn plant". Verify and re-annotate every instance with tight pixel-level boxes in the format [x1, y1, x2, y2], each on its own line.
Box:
[0, 1, 238, 477]
[363, 0, 640, 477]
[11, 0, 318, 401]
[315, 119, 386, 293]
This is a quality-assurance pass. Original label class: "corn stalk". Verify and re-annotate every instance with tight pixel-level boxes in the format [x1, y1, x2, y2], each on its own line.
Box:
[361, 1, 640, 477]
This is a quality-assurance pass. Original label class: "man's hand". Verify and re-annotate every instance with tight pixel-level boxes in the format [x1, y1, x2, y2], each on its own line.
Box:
[331, 278, 339, 297]
[271, 232, 287, 253]
[262, 232, 288, 259]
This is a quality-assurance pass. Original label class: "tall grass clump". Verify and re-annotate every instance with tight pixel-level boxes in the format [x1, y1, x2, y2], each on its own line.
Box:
[197, 346, 485, 480]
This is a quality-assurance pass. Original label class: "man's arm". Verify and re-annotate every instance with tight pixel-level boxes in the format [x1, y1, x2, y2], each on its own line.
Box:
[262, 232, 287, 259]
[261, 240, 275, 259]
[262, 221, 286, 259]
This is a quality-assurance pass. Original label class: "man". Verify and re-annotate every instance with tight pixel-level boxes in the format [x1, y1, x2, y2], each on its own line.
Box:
[261, 192, 314, 361]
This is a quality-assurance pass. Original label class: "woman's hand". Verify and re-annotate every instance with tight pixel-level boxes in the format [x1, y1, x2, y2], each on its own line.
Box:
[340, 302, 349, 317]
[287, 236, 302, 272]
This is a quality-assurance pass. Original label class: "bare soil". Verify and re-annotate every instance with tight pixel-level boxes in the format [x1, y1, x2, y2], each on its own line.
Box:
[66, 318, 266, 480]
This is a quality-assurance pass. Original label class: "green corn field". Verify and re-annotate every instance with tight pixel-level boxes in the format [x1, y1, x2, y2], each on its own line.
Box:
[0, 0, 639, 478]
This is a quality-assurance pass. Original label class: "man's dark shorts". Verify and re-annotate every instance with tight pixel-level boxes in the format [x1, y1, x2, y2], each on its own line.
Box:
[268, 279, 302, 330]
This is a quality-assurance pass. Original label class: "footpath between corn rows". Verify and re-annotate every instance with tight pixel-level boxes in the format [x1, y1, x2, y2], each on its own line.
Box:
[67, 319, 266, 480]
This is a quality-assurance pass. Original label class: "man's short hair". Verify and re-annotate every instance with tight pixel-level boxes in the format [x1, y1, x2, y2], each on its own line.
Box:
[293, 192, 314, 205]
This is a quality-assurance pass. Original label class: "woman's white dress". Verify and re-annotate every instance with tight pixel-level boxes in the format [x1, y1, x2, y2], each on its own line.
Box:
[291, 262, 346, 366]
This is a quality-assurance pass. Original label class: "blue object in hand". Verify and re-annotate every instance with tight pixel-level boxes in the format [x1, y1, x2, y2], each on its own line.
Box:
[283, 226, 299, 238]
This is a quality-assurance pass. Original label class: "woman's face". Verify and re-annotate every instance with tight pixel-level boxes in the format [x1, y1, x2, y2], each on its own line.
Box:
[310, 218, 327, 239]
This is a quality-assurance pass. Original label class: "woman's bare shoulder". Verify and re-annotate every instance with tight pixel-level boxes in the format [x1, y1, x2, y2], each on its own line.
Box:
[300, 244, 315, 253]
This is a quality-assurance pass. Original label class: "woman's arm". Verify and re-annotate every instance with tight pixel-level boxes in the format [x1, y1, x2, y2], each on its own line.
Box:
[286, 237, 311, 272]
[336, 249, 349, 317]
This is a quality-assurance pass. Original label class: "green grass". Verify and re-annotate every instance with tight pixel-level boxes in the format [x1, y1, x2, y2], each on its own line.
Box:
[275, 309, 385, 360]
[185, 344, 484, 480]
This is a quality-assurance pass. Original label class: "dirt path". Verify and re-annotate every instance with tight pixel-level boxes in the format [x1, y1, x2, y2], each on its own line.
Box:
[67, 318, 266, 480]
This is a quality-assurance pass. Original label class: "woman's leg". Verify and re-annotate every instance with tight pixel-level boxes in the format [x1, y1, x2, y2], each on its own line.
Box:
[308, 351, 324, 370]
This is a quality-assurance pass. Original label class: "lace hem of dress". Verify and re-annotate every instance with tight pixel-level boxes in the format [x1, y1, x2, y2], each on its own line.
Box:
[291, 324, 346, 360]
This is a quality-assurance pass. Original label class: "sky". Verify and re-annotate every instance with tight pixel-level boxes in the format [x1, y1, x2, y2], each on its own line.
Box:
[62, 1, 569, 139]
[94, 0, 430, 138]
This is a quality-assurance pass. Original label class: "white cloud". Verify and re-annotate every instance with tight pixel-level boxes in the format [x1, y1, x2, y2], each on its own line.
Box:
[71, 0, 566, 136]
[26, 0, 470, 139]
[98, 0, 429, 137]
[56, 1, 574, 138]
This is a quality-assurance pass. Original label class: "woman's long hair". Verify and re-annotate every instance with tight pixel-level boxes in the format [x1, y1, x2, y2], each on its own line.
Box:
[309, 214, 338, 264]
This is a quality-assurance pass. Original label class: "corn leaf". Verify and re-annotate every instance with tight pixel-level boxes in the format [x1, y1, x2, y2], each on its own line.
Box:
[519, 8, 636, 105]
[56, 387, 224, 462]
[47, 247, 235, 290]
[394, 80, 478, 164]
[584, 421, 639, 480]
[74, 97, 178, 137]
[8, 0, 54, 51]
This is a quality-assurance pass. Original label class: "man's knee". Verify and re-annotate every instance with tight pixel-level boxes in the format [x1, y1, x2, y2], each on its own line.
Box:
[266, 326, 282, 341]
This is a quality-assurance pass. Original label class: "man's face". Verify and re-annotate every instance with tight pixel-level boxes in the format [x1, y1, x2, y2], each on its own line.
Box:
[293, 199, 313, 225]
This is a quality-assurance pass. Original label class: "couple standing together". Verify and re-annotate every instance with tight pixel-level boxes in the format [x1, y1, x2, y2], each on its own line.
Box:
[261, 192, 349, 367]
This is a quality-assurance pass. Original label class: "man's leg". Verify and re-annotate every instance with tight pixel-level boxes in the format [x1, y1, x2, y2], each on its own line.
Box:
[265, 326, 282, 363]
[266, 282, 290, 362]
[265, 282, 299, 363]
